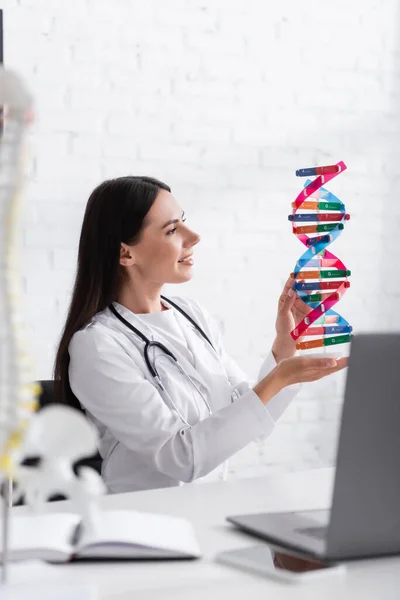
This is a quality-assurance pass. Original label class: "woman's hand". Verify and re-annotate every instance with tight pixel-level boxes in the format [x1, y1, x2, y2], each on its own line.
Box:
[272, 276, 312, 363]
[275, 355, 348, 387]
[253, 355, 348, 405]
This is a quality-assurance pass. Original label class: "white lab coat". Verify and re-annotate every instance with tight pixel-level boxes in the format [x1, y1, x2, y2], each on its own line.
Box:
[68, 296, 300, 494]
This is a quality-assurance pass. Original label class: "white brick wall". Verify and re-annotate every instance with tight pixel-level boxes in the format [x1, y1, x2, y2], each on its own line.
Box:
[3, 0, 400, 479]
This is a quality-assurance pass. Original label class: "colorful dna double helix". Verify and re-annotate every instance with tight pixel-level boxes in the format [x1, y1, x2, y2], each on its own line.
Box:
[289, 161, 352, 351]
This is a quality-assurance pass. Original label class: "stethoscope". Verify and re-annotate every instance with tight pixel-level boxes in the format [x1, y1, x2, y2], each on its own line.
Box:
[109, 296, 215, 423]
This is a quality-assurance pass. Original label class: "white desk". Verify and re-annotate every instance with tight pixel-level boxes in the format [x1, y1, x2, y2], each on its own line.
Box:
[12, 468, 400, 599]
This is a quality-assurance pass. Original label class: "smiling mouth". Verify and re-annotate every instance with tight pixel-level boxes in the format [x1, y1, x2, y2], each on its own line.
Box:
[178, 254, 194, 264]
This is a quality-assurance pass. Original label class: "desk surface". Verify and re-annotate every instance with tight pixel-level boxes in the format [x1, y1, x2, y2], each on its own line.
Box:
[12, 468, 400, 599]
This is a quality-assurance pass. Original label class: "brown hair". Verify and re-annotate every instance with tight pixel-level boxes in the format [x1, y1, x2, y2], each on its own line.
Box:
[53, 175, 170, 408]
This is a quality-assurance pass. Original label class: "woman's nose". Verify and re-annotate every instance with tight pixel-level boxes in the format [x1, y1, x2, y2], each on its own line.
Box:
[189, 229, 201, 246]
[184, 225, 200, 247]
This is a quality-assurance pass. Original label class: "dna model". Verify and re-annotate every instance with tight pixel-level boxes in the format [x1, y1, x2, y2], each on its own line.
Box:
[289, 162, 352, 352]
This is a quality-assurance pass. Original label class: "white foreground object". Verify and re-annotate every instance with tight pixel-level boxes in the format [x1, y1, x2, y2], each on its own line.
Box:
[0, 65, 37, 586]
[13, 405, 106, 535]
[0, 510, 201, 562]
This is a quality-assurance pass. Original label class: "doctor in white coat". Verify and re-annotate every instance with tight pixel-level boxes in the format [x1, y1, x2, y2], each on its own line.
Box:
[54, 176, 347, 494]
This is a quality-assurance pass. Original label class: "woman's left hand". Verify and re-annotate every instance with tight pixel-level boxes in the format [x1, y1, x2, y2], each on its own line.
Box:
[272, 276, 312, 363]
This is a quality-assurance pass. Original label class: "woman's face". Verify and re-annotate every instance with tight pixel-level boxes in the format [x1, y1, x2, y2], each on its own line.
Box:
[121, 189, 200, 285]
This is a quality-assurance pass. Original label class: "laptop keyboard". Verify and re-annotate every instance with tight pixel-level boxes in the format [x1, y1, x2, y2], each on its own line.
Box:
[295, 525, 328, 540]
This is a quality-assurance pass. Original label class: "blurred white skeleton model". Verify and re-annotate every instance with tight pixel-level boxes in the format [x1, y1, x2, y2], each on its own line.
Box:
[13, 406, 106, 533]
[0, 67, 105, 545]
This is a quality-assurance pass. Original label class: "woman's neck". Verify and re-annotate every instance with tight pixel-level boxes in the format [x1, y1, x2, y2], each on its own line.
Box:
[116, 281, 166, 314]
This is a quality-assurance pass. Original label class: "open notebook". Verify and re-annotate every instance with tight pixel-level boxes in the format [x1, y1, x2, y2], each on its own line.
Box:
[0, 510, 202, 563]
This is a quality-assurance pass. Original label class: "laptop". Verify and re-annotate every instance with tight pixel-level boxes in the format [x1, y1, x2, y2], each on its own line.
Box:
[227, 333, 400, 563]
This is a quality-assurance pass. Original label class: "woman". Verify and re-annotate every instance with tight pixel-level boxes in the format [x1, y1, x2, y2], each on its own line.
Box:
[54, 176, 346, 494]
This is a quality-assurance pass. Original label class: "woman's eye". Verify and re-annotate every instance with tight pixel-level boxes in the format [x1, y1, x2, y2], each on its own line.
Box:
[167, 218, 186, 235]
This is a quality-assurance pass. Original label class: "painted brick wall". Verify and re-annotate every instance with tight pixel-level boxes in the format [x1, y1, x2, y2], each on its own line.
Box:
[3, 0, 400, 479]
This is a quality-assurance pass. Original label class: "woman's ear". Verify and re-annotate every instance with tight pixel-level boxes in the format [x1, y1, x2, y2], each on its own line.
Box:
[119, 243, 135, 267]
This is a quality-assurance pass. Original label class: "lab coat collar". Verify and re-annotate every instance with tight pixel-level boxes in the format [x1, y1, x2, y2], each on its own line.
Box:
[110, 301, 172, 339]
[109, 300, 208, 346]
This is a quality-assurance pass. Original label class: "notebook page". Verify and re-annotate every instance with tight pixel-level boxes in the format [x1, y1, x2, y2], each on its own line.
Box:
[0, 513, 80, 562]
[77, 510, 201, 558]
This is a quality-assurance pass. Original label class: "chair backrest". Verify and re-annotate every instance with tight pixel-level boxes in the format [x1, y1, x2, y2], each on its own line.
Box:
[36, 380, 102, 475]
[38, 379, 57, 408]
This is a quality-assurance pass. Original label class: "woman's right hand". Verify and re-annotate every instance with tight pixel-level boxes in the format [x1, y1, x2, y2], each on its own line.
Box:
[253, 355, 348, 405]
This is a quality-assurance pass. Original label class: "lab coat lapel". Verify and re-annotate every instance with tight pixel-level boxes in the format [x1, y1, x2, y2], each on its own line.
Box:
[169, 313, 214, 392]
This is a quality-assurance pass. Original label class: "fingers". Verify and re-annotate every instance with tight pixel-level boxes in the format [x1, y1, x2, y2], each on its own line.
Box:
[316, 356, 348, 372]
[278, 279, 297, 313]
[283, 289, 297, 312]
[300, 356, 339, 369]
[293, 295, 312, 317]
[279, 277, 311, 320]
[278, 277, 295, 305]
[299, 355, 348, 376]
[331, 357, 348, 371]
[277, 355, 349, 386]
[305, 356, 349, 380]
